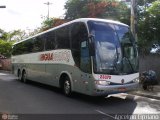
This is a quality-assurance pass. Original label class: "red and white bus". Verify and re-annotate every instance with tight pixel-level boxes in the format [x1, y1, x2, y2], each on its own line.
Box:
[12, 18, 139, 96]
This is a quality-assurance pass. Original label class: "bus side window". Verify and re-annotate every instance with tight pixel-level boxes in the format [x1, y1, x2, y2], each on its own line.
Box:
[33, 36, 45, 52]
[15, 42, 26, 55]
[56, 26, 70, 49]
[24, 39, 34, 54]
[71, 23, 81, 67]
[45, 31, 56, 50]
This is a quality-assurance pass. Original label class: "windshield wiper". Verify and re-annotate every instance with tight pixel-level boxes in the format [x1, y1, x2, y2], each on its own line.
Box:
[111, 45, 120, 72]
[123, 57, 134, 73]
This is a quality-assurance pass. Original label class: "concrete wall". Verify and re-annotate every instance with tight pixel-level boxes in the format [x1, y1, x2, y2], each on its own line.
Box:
[0, 58, 11, 71]
[139, 54, 160, 83]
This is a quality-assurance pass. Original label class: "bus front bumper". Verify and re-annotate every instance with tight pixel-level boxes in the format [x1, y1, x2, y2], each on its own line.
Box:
[93, 83, 139, 96]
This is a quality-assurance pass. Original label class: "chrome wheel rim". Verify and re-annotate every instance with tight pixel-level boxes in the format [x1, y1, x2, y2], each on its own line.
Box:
[64, 80, 71, 95]
[18, 71, 21, 80]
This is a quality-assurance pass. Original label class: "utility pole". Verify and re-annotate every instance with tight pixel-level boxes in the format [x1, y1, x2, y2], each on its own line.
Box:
[44, 2, 52, 19]
[0, 5, 6, 8]
[0, 5, 6, 38]
[131, 0, 137, 42]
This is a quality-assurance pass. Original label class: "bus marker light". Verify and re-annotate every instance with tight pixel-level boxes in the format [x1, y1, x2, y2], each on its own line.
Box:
[121, 79, 124, 84]
[95, 80, 110, 86]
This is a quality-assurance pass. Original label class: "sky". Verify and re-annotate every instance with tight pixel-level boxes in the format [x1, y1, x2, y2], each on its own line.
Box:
[0, 0, 67, 32]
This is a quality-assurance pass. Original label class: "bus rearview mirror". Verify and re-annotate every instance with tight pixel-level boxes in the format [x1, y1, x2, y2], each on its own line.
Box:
[88, 35, 95, 56]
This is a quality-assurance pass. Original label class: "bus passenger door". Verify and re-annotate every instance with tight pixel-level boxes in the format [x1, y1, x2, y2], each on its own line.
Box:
[70, 22, 92, 94]
[79, 40, 92, 93]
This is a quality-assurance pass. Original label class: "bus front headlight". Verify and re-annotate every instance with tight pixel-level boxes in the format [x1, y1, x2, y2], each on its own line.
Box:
[133, 78, 139, 83]
[95, 80, 110, 86]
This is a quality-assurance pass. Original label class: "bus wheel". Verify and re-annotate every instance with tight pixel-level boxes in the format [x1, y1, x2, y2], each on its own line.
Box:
[21, 71, 27, 83]
[63, 77, 72, 96]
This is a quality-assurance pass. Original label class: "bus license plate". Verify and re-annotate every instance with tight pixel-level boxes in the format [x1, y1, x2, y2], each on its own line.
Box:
[118, 87, 126, 92]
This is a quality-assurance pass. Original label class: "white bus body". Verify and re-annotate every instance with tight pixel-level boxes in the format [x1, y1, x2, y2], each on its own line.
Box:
[12, 18, 139, 96]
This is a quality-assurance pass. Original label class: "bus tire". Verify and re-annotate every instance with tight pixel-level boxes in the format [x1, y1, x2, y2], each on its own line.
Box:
[21, 70, 27, 83]
[63, 77, 72, 96]
[17, 69, 21, 81]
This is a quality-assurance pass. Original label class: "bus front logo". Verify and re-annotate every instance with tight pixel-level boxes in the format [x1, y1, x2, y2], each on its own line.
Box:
[121, 79, 124, 84]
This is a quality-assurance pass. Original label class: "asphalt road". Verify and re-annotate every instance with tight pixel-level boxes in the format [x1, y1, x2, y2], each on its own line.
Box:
[0, 72, 160, 120]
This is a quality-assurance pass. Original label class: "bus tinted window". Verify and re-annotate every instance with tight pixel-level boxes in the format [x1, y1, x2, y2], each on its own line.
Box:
[12, 39, 33, 55]
[25, 39, 34, 53]
[12, 44, 18, 55]
[12, 42, 25, 55]
[71, 23, 80, 50]
[56, 26, 70, 49]
[71, 23, 81, 67]
[45, 31, 56, 50]
[32, 36, 45, 52]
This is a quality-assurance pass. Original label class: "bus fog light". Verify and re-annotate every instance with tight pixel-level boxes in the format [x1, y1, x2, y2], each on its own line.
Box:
[95, 80, 110, 86]
[133, 78, 139, 83]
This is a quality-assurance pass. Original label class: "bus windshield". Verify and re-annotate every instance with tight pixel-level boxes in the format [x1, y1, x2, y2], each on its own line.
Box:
[88, 21, 138, 75]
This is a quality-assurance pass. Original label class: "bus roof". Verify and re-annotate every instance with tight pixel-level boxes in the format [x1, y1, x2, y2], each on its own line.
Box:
[71, 18, 128, 26]
[13, 18, 128, 45]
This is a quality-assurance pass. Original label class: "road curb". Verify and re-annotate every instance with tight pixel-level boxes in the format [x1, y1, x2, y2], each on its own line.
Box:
[128, 84, 160, 100]
[131, 92, 160, 100]
[0, 70, 11, 74]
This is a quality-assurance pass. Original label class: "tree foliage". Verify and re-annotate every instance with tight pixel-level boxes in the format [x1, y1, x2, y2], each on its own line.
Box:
[137, 0, 156, 6]
[8, 30, 27, 41]
[64, 0, 130, 25]
[0, 29, 8, 40]
[64, 0, 88, 19]
[137, 0, 160, 54]
[40, 17, 68, 31]
[0, 29, 27, 42]
[0, 40, 13, 57]
[0, 28, 25, 57]
[40, 0, 130, 31]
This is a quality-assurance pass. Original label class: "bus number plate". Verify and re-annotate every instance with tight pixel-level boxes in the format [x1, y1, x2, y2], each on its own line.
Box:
[118, 87, 126, 92]
[99, 75, 111, 80]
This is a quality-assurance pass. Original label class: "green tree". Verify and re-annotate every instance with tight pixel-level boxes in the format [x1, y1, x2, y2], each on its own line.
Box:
[0, 40, 13, 57]
[64, 0, 88, 19]
[7, 30, 27, 42]
[40, 17, 54, 31]
[39, 0, 130, 31]
[147, 1, 160, 42]
[64, 0, 130, 24]
[0, 29, 8, 41]
[27, 28, 41, 37]
[0, 29, 27, 42]
[138, 0, 160, 54]
[40, 17, 68, 31]
[137, 0, 156, 6]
